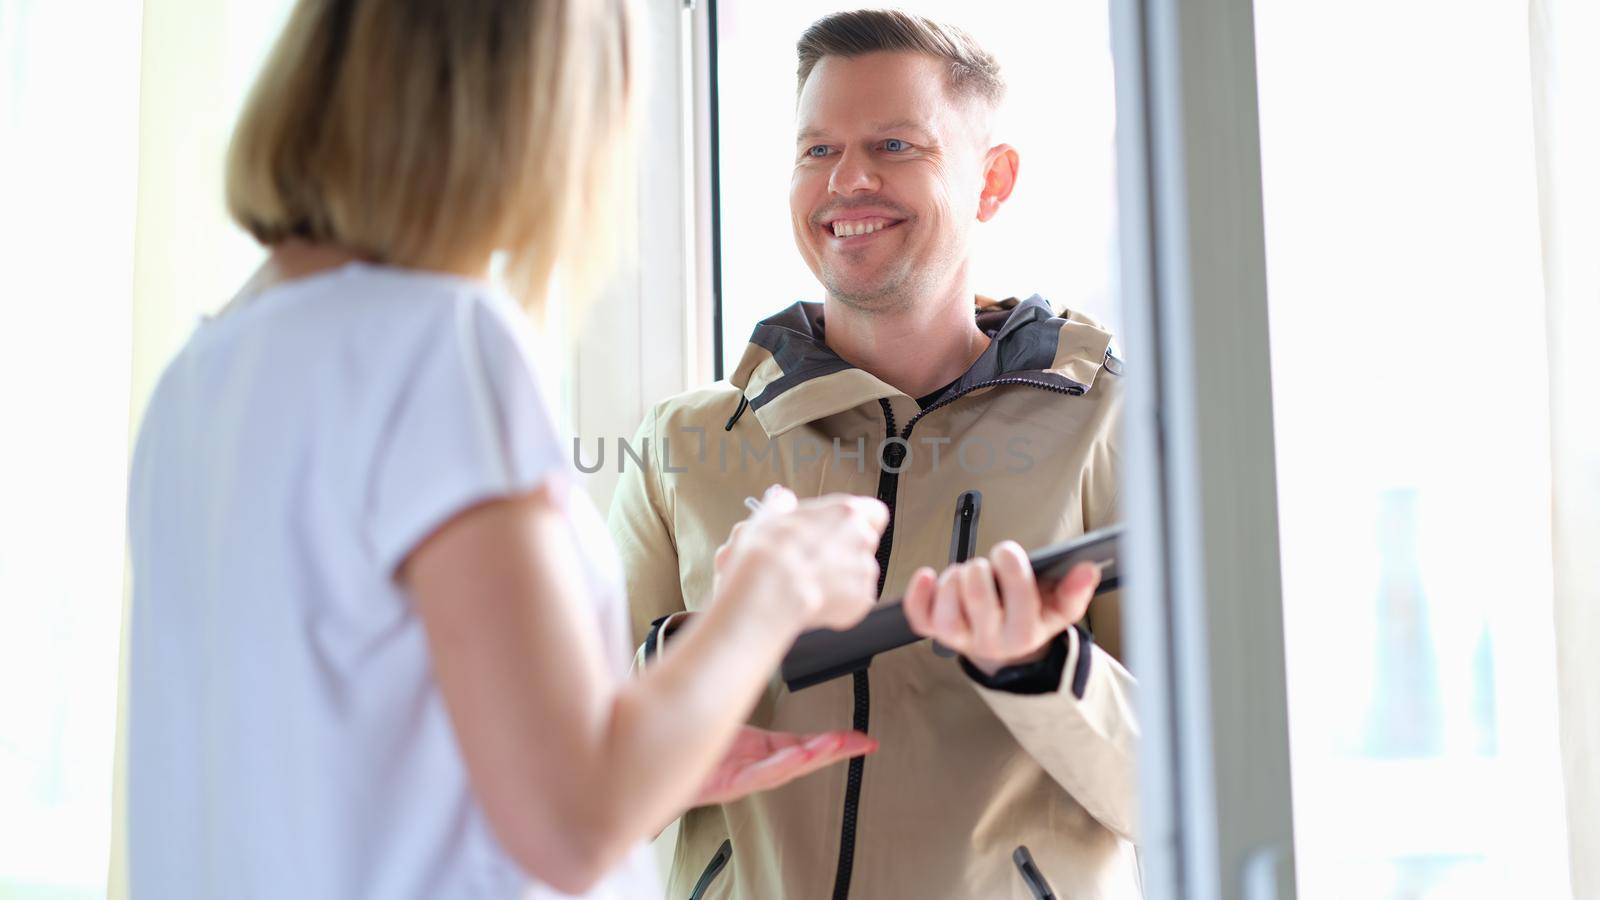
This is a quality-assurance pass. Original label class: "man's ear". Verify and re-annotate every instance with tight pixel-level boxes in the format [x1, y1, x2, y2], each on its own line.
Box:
[976, 143, 1019, 223]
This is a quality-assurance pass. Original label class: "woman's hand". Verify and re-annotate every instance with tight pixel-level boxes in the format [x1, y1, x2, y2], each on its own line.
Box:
[902, 540, 1102, 676]
[409, 486, 881, 893]
[690, 725, 877, 807]
[713, 485, 888, 632]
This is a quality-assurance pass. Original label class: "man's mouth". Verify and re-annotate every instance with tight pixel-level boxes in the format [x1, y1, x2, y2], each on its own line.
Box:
[829, 217, 901, 237]
[820, 214, 907, 241]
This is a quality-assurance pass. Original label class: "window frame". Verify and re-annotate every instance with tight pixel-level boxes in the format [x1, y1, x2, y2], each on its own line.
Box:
[1109, 0, 1298, 896]
[571, 0, 714, 511]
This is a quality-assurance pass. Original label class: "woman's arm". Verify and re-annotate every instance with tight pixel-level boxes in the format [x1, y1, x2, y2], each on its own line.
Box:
[403, 483, 883, 894]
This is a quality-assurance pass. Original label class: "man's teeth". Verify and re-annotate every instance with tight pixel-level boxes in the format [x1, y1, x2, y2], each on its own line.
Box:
[831, 219, 893, 237]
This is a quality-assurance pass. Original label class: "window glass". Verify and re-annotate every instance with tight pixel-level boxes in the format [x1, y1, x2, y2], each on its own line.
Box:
[1255, 2, 1571, 895]
[0, 5, 140, 895]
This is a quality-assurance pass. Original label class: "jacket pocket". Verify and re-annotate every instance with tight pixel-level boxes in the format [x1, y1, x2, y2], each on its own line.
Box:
[688, 839, 732, 900]
[934, 490, 983, 657]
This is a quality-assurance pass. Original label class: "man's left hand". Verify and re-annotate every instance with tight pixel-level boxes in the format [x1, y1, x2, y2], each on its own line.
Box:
[902, 541, 1102, 677]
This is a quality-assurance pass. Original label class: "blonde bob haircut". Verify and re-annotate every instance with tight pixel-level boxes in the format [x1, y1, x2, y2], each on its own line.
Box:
[226, 0, 637, 310]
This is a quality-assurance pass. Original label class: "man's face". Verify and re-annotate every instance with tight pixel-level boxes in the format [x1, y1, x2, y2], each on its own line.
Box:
[790, 52, 996, 312]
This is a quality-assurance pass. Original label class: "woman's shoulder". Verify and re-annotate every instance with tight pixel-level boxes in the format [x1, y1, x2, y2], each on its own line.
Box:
[220, 262, 531, 367]
[159, 261, 541, 420]
[304, 261, 516, 325]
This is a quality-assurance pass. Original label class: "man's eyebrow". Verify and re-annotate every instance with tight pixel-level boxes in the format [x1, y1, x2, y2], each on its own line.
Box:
[869, 119, 936, 138]
[795, 120, 938, 145]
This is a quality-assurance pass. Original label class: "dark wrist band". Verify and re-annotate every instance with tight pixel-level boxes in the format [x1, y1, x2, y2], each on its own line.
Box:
[959, 630, 1071, 695]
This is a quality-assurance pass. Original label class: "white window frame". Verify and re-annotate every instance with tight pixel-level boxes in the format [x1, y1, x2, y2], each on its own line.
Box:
[1110, 0, 1298, 897]
[571, 0, 716, 511]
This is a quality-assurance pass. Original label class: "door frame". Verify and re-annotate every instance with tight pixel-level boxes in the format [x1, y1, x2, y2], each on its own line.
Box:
[1109, 0, 1298, 896]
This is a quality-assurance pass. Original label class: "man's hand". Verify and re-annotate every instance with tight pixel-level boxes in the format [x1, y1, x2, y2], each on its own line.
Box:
[691, 725, 877, 807]
[903, 541, 1102, 677]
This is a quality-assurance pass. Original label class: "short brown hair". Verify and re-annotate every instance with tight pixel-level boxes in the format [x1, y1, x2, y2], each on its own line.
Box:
[795, 9, 1004, 107]
[225, 0, 636, 310]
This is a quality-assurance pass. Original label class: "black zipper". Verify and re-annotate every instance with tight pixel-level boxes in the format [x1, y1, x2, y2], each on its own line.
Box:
[828, 377, 1086, 900]
[688, 839, 732, 900]
[829, 400, 899, 900]
[907, 375, 1083, 430]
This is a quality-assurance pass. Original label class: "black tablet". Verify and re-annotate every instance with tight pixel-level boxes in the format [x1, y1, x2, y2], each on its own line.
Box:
[780, 525, 1123, 692]
[1028, 523, 1121, 592]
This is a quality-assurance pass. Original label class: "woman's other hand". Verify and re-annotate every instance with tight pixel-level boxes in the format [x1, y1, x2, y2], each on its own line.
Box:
[691, 725, 877, 807]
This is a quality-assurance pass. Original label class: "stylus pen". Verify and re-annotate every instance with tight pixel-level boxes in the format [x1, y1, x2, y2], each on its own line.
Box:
[743, 496, 764, 513]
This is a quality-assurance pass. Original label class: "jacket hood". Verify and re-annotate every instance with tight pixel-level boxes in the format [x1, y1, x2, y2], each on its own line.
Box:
[727, 295, 1120, 437]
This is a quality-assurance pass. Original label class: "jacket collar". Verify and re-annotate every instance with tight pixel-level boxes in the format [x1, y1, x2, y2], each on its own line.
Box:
[728, 295, 1116, 437]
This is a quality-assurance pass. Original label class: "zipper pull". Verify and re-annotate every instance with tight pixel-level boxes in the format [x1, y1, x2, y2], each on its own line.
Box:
[1013, 845, 1058, 900]
[723, 394, 750, 431]
[948, 490, 982, 564]
[935, 490, 982, 658]
[689, 839, 733, 900]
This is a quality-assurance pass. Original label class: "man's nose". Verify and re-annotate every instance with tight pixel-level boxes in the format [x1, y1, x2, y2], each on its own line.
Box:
[828, 146, 881, 195]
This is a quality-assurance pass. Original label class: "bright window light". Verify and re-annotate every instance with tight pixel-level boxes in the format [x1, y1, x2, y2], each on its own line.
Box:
[0, 4, 140, 897]
[0, 1, 295, 895]
[1256, 2, 1571, 896]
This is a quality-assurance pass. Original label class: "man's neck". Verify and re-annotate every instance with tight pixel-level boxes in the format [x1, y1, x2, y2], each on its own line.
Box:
[822, 289, 991, 400]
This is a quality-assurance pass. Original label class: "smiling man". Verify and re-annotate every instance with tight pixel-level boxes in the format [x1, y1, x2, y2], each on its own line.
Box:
[609, 10, 1139, 899]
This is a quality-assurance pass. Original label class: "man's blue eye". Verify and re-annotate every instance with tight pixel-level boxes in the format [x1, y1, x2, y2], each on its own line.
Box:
[807, 145, 830, 158]
[883, 139, 909, 152]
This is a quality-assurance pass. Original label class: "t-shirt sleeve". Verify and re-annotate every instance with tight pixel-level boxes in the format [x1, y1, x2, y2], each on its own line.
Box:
[366, 290, 569, 576]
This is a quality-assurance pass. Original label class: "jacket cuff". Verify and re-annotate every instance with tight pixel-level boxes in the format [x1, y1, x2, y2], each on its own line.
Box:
[958, 624, 1093, 697]
[638, 611, 695, 670]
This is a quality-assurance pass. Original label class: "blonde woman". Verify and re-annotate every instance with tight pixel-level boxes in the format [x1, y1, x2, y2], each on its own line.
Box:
[125, 1, 887, 897]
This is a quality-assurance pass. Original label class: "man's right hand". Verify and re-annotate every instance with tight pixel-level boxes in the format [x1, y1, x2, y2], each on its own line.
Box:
[713, 485, 887, 632]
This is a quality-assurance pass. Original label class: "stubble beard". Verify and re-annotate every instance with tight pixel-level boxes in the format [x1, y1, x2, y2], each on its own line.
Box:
[823, 258, 918, 315]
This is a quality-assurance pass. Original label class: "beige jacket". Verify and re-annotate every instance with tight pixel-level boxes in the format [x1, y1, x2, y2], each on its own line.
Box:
[608, 296, 1140, 899]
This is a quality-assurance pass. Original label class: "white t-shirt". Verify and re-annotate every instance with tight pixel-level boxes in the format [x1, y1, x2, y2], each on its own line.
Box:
[127, 262, 657, 900]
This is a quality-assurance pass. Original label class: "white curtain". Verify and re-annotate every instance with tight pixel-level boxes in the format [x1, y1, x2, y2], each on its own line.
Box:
[1530, 0, 1600, 895]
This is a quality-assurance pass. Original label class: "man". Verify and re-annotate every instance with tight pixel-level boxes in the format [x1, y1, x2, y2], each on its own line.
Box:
[609, 10, 1138, 898]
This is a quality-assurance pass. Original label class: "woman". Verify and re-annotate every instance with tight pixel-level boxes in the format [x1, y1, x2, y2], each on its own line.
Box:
[125, 1, 887, 897]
